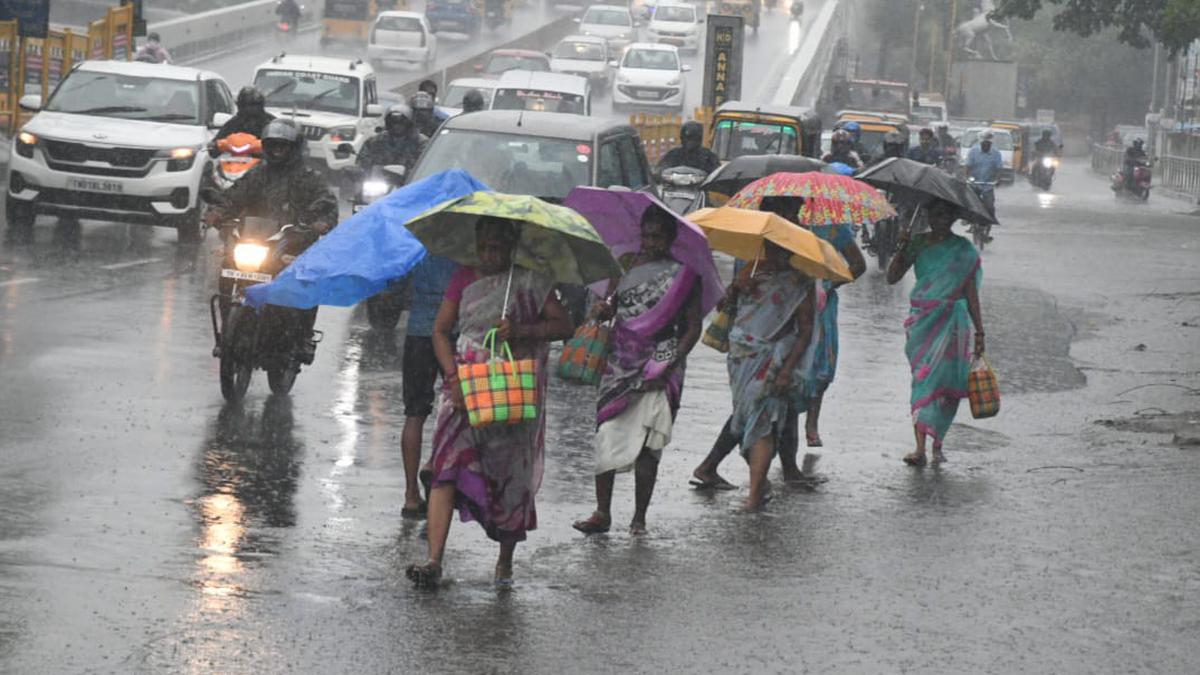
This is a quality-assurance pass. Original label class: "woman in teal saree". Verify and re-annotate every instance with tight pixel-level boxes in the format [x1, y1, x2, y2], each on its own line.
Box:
[886, 200, 986, 466]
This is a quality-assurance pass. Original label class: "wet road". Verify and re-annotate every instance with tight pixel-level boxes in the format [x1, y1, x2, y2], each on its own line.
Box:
[4, 154, 1200, 671]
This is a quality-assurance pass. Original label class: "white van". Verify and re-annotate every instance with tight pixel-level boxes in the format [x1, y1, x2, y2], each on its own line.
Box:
[252, 54, 383, 173]
[491, 70, 591, 116]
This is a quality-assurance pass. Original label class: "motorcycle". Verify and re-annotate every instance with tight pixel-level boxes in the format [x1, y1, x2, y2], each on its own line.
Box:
[274, 2, 303, 41]
[1111, 159, 1152, 201]
[1030, 155, 1057, 191]
[790, 0, 803, 19]
[348, 161, 413, 331]
[866, 214, 899, 270]
[209, 214, 322, 402]
[967, 178, 996, 250]
[484, 0, 507, 30]
[658, 166, 707, 215]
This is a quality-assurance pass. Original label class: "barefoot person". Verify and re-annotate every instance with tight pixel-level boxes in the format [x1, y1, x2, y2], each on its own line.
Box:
[803, 222, 867, 447]
[885, 199, 985, 466]
[573, 208, 703, 536]
[726, 240, 816, 509]
[406, 217, 573, 588]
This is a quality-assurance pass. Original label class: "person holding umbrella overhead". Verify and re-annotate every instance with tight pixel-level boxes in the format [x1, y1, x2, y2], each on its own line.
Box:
[563, 189, 723, 536]
[856, 159, 993, 466]
[689, 205, 854, 509]
[402, 192, 620, 588]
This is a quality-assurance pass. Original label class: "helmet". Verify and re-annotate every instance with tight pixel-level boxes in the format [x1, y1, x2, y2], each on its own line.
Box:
[461, 89, 486, 114]
[418, 79, 438, 98]
[680, 121, 704, 144]
[1041, 128, 1053, 138]
[831, 129, 852, 144]
[261, 119, 301, 165]
[236, 86, 265, 110]
[147, 32, 161, 43]
[841, 121, 860, 133]
[384, 103, 414, 135]
[883, 131, 905, 157]
[1133, 137, 1145, 148]
[409, 91, 435, 112]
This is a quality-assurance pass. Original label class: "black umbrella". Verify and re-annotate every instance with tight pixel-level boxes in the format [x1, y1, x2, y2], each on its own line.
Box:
[701, 154, 836, 198]
[854, 157, 997, 225]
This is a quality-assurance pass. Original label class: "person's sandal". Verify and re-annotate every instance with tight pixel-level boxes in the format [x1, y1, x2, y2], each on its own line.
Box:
[931, 447, 947, 465]
[903, 452, 928, 467]
[629, 520, 647, 536]
[405, 560, 442, 589]
[494, 562, 514, 589]
[572, 511, 611, 535]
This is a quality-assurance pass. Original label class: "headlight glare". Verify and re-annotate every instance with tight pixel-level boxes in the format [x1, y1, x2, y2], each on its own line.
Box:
[16, 130, 36, 158]
[331, 126, 357, 142]
[361, 180, 390, 200]
[233, 243, 270, 272]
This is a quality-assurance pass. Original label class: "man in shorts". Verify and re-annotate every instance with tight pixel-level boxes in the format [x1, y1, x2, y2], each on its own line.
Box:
[400, 254, 458, 519]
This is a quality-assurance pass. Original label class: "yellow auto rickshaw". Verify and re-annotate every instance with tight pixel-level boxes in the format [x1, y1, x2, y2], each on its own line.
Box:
[710, 101, 823, 162]
[835, 111, 909, 165]
[321, 0, 406, 45]
[717, 0, 760, 32]
[989, 119, 1028, 173]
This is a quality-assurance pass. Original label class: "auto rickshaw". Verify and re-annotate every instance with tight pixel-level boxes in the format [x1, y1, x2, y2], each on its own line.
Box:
[710, 101, 823, 162]
[321, 0, 406, 45]
[989, 119, 1028, 173]
[718, 0, 761, 32]
[834, 111, 909, 165]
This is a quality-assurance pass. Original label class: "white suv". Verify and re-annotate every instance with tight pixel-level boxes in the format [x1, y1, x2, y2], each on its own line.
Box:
[252, 55, 384, 175]
[6, 60, 235, 241]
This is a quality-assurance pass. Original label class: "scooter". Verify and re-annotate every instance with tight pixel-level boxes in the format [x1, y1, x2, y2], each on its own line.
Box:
[209, 214, 322, 402]
[658, 166, 707, 215]
[484, 0, 506, 30]
[967, 178, 996, 250]
[1111, 160, 1152, 201]
[1029, 155, 1057, 191]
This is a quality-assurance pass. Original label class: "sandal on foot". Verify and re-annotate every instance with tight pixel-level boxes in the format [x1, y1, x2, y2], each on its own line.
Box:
[572, 512, 611, 535]
[629, 521, 648, 536]
[903, 453, 928, 467]
[806, 433, 823, 448]
[690, 470, 736, 491]
[931, 448, 947, 465]
[405, 560, 442, 589]
[400, 501, 427, 520]
[494, 563, 514, 588]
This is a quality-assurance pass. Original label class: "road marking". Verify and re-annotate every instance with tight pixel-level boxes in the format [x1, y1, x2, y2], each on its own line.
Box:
[99, 257, 161, 271]
[0, 277, 39, 288]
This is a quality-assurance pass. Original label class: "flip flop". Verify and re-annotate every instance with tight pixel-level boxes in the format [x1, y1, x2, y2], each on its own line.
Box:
[405, 561, 442, 589]
[806, 433, 823, 448]
[572, 512, 611, 535]
[690, 473, 737, 491]
[903, 453, 928, 467]
[400, 502, 427, 520]
[629, 521, 648, 536]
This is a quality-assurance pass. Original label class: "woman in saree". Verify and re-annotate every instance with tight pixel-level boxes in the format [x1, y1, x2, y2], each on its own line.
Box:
[886, 199, 986, 466]
[406, 217, 573, 588]
[803, 221, 867, 447]
[573, 208, 702, 536]
[727, 240, 816, 509]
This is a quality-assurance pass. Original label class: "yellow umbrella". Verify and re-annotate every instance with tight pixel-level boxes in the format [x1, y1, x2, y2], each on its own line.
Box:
[689, 207, 854, 283]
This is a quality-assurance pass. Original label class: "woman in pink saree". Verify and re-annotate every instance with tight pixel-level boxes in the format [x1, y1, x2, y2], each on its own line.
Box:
[406, 217, 573, 588]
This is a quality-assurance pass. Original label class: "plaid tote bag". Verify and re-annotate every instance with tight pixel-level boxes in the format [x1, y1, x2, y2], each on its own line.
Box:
[967, 356, 1000, 419]
[458, 329, 539, 428]
[701, 304, 735, 353]
[556, 320, 611, 385]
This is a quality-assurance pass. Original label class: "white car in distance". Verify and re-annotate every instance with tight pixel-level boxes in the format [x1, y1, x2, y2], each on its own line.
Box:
[549, 35, 613, 93]
[367, 11, 438, 68]
[612, 42, 689, 111]
[577, 5, 637, 53]
[645, 2, 701, 53]
[441, 77, 497, 116]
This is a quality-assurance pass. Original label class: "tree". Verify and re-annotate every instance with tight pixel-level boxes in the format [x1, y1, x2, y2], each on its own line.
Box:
[994, 0, 1200, 52]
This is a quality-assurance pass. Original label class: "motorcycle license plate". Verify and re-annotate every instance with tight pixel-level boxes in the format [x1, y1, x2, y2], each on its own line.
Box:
[67, 177, 123, 194]
[221, 269, 273, 283]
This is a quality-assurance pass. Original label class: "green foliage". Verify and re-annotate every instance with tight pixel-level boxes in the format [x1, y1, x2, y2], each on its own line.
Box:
[994, 0, 1200, 52]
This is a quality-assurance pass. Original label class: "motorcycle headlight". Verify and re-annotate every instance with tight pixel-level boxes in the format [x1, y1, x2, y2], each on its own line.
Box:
[330, 126, 357, 143]
[361, 179, 390, 200]
[1041, 157, 1054, 168]
[233, 242, 270, 272]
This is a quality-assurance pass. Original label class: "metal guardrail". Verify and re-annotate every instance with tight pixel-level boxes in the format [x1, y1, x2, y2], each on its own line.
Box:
[1090, 144, 1122, 177]
[151, 0, 315, 64]
[1158, 154, 1200, 198]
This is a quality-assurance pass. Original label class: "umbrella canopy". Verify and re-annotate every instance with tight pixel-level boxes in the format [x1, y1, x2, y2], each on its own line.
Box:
[689, 207, 853, 282]
[855, 157, 997, 225]
[700, 154, 834, 200]
[726, 171, 896, 226]
[562, 187, 724, 314]
[245, 169, 488, 309]
[404, 192, 622, 285]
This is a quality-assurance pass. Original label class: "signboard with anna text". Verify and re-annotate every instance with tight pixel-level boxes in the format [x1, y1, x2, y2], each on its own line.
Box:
[702, 14, 743, 109]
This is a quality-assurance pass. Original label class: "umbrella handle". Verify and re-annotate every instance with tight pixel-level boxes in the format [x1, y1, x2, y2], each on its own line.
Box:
[501, 264, 515, 321]
[904, 203, 923, 232]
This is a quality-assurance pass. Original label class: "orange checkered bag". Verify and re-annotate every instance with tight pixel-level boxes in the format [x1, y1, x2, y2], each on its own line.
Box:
[967, 356, 1000, 419]
[457, 328, 539, 428]
[556, 319, 611, 385]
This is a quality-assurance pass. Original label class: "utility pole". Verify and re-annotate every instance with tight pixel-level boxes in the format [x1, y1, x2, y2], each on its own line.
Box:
[943, 0, 958, 99]
[909, 3, 923, 88]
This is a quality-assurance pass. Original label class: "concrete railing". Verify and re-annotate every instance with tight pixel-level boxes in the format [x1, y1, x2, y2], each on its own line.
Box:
[151, 0, 316, 64]
[772, 0, 845, 108]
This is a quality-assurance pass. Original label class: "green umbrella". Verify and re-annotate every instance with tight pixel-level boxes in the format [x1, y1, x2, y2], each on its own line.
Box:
[404, 192, 622, 285]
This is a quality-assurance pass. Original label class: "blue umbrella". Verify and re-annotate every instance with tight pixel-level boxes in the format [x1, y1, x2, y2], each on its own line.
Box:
[245, 169, 490, 309]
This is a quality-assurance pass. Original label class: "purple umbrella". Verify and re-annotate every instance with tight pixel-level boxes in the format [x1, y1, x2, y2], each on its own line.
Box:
[563, 187, 724, 315]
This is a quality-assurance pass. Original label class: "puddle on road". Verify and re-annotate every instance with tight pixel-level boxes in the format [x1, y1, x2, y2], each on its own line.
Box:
[984, 284, 1088, 394]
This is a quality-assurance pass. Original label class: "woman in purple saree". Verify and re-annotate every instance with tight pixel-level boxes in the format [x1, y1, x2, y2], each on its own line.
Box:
[573, 209, 702, 536]
[406, 217, 573, 588]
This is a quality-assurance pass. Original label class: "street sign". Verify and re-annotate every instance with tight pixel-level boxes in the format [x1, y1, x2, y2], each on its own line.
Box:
[122, 0, 147, 38]
[702, 14, 743, 109]
[0, 0, 51, 39]
[1036, 108, 1055, 124]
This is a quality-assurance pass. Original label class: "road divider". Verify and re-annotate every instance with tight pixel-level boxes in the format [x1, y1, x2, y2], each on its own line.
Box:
[771, 0, 845, 108]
